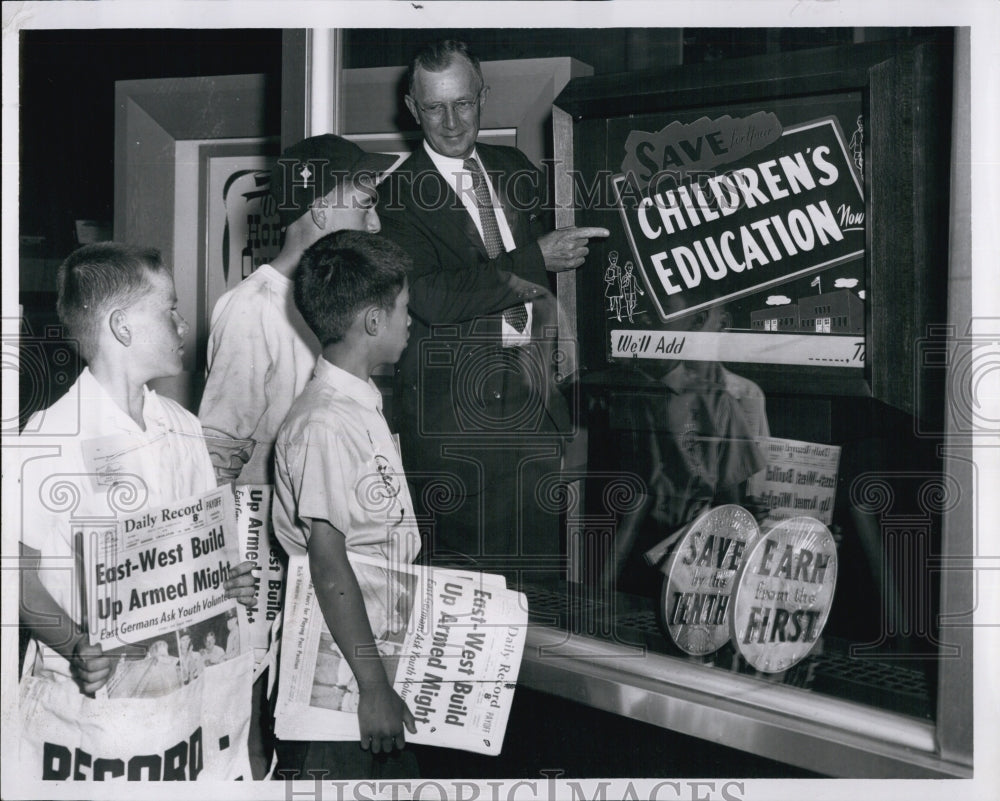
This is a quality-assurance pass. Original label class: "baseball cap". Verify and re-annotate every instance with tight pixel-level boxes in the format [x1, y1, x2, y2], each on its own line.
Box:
[269, 134, 397, 229]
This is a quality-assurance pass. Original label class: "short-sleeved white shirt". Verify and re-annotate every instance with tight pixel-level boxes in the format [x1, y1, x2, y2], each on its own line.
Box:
[273, 358, 420, 567]
[17, 367, 216, 681]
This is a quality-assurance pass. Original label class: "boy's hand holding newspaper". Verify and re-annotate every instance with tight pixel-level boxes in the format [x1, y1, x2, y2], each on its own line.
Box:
[70, 638, 113, 695]
[357, 674, 417, 754]
[224, 560, 259, 607]
[20, 542, 113, 695]
[308, 519, 417, 753]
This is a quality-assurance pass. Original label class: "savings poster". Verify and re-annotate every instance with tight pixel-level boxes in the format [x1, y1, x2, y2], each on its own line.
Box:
[603, 95, 866, 369]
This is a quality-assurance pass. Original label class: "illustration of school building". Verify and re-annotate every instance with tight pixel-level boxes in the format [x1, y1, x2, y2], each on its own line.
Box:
[750, 288, 864, 334]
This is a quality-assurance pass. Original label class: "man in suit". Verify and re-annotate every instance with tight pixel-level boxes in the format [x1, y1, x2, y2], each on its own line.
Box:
[379, 40, 607, 583]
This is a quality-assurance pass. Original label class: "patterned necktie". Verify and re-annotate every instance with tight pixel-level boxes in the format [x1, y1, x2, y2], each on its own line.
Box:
[464, 157, 528, 333]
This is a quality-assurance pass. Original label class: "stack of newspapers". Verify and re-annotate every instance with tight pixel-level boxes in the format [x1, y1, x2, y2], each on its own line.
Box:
[274, 553, 529, 755]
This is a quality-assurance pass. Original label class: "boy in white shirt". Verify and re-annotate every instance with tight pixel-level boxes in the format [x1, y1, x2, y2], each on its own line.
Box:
[273, 230, 421, 779]
[17, 242, 256, 778]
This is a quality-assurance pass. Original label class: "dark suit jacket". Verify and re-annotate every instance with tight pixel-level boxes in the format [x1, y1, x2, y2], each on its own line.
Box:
[379, 142, 569, 494]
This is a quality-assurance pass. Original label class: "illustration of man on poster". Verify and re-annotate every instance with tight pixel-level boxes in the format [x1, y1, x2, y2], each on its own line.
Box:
[603, 291, 766, 595]
[620, 261, 645, 323]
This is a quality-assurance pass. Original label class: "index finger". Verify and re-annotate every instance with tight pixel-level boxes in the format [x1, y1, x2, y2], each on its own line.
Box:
[564, 226, 610, 240]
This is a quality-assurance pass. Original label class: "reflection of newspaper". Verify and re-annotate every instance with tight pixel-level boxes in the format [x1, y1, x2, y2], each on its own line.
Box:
[747, 437, 841, 526]
[81, 486, 247, 698]
[234, 485, 284, 667]
[275, 554, 528, 755]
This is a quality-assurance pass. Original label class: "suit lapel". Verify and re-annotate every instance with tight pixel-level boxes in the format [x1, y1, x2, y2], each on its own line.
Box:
[408, 147, 490, 259]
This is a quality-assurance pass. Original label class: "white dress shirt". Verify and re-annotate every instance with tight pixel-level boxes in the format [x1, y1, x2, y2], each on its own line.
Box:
[423, 142, 533, 347]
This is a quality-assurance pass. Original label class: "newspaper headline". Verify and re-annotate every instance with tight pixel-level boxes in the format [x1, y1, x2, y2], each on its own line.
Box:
[275, 554, 528, 755]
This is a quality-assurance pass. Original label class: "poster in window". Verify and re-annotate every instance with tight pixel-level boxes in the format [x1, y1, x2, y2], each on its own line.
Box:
[603, 94, 866, 371]
[204, 153, 282, 334]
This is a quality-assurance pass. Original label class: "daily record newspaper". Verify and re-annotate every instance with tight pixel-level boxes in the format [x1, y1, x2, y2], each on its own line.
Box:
[20, 486, 254, 780]
[80, 485, 249, 676]
[234, 484, 285, 680]
[276, 553, 529, 756]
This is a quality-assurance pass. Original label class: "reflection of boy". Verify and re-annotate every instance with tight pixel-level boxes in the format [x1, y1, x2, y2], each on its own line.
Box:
[637, 364, 764, 529]
[273, 231, 421, 778]
[609, 298, 766, 589]
[696, 303, 770, 440]
[18, 244, 256, 696]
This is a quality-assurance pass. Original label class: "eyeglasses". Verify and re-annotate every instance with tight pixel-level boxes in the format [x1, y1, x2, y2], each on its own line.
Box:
[410, 90, 484, 121]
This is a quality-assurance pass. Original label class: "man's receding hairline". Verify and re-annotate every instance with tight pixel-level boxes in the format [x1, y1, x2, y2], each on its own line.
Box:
[410, 53, 484, 97]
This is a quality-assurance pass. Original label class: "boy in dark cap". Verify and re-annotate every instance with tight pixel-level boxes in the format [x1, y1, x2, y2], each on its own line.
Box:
[199, 134, 396, 486]
[197, 134, 396, 777]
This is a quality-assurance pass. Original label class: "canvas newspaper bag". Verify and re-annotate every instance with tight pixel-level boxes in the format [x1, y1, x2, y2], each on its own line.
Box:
[18, 486, 253, 782]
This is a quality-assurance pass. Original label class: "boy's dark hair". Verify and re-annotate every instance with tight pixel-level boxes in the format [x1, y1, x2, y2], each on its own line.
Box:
[406, 39, 484, 96]
[56, 242, 168, 362]
[295, 230, 411, 346]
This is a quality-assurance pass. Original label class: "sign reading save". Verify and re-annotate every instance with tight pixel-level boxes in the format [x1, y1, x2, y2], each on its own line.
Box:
[657, 505, 760, 656]
[614, 115, 864, 323]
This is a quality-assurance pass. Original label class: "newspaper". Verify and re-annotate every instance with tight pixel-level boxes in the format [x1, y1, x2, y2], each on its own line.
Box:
[747, 437, 842, 526]
[234, 484, 285, 677]
[79, 486, 249, 699]
[275, 553, 528, 756]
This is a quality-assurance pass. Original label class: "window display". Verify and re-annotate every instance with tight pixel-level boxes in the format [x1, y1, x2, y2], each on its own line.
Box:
[514, 31, 969, 778]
